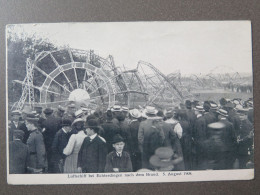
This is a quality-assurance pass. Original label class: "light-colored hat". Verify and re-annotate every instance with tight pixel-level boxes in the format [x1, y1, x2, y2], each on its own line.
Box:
[216, 109, 228, 117]
[111, 105, 122, 112]
[72, 118, 85, 126]
[68, 104, 76, 108]
[149, 147, 174, 169]
[210, 103, 218, 110]
[144, 106, 158, 115]
[208, 122, 226, 130]
[75, 109, 84, 118]
[129, 109, 141, 119]
[194, 105, 204, 112]
[121, 106, 129, 112]
[11, 110, 21, 116]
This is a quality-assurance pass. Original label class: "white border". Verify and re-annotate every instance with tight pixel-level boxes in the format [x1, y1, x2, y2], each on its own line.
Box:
[7, 169, 254, 185]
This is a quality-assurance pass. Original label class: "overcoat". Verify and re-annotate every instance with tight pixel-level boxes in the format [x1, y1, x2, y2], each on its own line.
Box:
[78, 135, 107, 173]
[9, 140, 29, 174]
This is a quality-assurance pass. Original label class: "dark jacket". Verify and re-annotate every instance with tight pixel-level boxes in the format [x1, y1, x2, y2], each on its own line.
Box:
[186, 109, 196, 129]
[42, 116, 62, 152]
[104, 151, 133, 172]
[78, 135, 107, 173]
[219, 119, 237, 152]
[26, 129, 46, 169]
[9, 121, 29, 143]
[237, 119, 253, 155]
[9, 140, 29, 174]
[102, 120, 120, 152]
[129, 120, 141, 153]
[52, 129, 70, 160]
[194, 116, 207, 154]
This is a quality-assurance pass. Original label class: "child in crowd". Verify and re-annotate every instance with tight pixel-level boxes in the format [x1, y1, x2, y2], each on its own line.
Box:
[104, 134, 133, 172]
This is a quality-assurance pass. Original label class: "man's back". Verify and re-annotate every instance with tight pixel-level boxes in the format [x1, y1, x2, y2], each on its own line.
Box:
[9, 140, 29, 174]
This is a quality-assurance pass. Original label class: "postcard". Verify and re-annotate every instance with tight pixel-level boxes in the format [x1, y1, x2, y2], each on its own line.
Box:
[6, 21, 254, 184]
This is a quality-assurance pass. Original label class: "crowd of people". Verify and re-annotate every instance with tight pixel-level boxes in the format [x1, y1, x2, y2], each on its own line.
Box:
[8, 97, 254, 174]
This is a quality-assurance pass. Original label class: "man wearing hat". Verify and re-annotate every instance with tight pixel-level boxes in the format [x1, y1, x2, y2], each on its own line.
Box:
[78, 119, 107, 173]
[54, 105, 66, 119]
[101, 110, 120, 153]
[224, 102, 240, 135]
[193, 105, 208, 170]
[236, 107, 254, 169]
[216, 109, 237, 169]
[41, 107, 62, 173]
[121, 106, 130, 124]
[138, 106, 165, 169]
[9, 130, 29, 174]
[104, 134, 133, 172]
[25, 114, 46, 173]
[201, 101, 217, 138]
[63, 104, 77, 122]
[51, 118, 72, 173]
[9, 110, 29, 143]
[128, 109, 142, 171]
[164, 108, 183, 139]
[111, 105, 122, 125]
[149, 147, 183, 171]
[185, 100, 197, 132]
[206, 122, 228, 170]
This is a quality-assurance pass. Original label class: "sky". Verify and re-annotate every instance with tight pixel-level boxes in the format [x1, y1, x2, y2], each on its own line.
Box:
[7, 21, 253, 75]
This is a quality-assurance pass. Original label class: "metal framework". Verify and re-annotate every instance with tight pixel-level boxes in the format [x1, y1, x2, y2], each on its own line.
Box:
[12, 48, 188, 110]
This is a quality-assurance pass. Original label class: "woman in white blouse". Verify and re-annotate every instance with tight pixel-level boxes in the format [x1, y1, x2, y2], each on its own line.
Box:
[63, 118, 87, 173]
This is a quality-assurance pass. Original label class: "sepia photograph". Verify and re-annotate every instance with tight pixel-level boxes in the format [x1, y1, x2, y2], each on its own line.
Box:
[6, 21, 254, 184]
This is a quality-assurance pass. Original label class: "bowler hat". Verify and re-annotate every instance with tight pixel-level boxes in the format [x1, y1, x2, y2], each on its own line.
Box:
[86, 119, 99, 129]
[61, 118, 72, 127]
[203, 101, 211, 111]
[58, 105, 65, 112]
[44, 108, 53, 115]
[224, 102, 235, 109]
[185, 100, 192, 109]
[112, 134, 124, 144]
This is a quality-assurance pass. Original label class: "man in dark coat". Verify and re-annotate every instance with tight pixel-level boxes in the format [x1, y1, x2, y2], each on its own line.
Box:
[9, 130, 29, 174]
[78, 119, 107, 173]
[51, 118, 72, 173]
[128, 109, 142, 171]
[117, 112, 131, 152]
[101, 110, 120, 153]
[41, 108, 62, 173]
[236, 108, 254, 169]
[193, 106, 208, 170]
[216, 109, 237, 169]
[25, 114, 46, 173]
[138, 106, 165, 169]
[185, 100, 197, 129]
[225, 102, 240, 136]
[176, 109, 192, 170]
